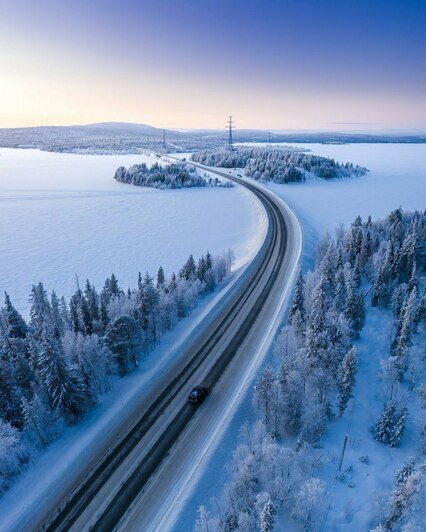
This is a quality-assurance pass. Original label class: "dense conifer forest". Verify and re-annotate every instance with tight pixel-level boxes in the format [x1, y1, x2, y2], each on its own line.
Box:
[196, 208, 425, 531]
[192, 147, 368, 183]
[0, 250, 234, 494]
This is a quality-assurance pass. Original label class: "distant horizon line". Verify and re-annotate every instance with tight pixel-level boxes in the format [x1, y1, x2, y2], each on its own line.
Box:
[1, 121, 426, 136]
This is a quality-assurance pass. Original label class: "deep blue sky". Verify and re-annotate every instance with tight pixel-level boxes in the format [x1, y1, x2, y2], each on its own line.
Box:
[1, 0, 425, 129]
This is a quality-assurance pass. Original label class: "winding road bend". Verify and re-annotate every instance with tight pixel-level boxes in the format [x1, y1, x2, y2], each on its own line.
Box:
[40, 162, 301, 532]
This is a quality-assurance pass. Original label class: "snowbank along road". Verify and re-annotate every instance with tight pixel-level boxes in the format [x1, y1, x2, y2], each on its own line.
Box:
[40, 161, 302, 532]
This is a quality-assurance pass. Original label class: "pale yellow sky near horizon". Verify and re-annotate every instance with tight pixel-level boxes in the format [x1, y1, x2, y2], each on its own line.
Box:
[1, 17, 425, 131]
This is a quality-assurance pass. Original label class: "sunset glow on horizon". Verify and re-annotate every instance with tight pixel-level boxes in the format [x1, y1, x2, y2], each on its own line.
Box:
[1, 0, 425, 131]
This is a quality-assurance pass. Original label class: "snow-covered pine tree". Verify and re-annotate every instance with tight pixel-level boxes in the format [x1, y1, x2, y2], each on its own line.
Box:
[104, 315, 140, 375]
[204, 251, 216, 292]
[371, 241, 394, 308]
[337, 346, 357, 416]
[334, 264, 347, 313]
[179, 254, 197, 281]
[288, 267, 305, 330]
[395, 457, 417, 486]
[36, 330, 91, 424]
[305, 275, 329, 358]
[320, 244, 336, 299]
[156, 266, 165, 288]
[2, 293, 27, 339]
[50, 291, 65, 336]
[344, 281, 365, 340]
[260, 497, 275, 532]
[29, 282, 53, 338]
[352, 255, 362, 289]
[392, 288, 417, 378]
[137, 273, 160, 349]
[384, 460, 422, 529]
[84, 280, 100, 323]
[374, 400, 408, 447]
[397, 218, 418, 282]
[391, 284, 407, 324]
[109, 273, 120, 298]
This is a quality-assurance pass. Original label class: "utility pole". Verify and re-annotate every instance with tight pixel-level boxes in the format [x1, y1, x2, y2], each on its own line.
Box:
[226, 115, 235, 151]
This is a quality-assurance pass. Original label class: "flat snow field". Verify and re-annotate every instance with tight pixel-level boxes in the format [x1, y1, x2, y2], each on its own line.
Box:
[248, 142, 426, 238]
[0, 148, 263, 316]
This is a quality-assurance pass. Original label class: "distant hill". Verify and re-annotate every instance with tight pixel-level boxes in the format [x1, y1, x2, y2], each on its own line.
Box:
[0, 122, 425, 155]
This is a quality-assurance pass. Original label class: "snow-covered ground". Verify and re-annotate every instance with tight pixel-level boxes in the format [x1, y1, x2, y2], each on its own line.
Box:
[172, 143, 426, 530]
[265, 143, 426, 530]
[1, 143, 424, 530]
[0, 148, 263, 316]
[0, 148, 269, 530]
[246, 142, 426, 239]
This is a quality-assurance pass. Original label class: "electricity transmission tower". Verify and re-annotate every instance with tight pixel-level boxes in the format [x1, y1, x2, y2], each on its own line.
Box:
[267, 130, 271, 144]
[226, 115, 235, 151]
[162, 129, 166, 150]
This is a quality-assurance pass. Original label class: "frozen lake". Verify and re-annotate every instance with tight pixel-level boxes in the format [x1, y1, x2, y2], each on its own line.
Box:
[0, 148, 264, 315]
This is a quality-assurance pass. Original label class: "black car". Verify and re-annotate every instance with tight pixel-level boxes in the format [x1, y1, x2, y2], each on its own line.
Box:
[188, 385, 208, 405]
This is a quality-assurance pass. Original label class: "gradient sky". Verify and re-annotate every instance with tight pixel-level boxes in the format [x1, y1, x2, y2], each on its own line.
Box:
[0, 0, 425, 130]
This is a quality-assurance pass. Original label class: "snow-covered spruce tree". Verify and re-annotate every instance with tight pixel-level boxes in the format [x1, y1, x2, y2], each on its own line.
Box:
[334, 262, 347, 314]
[2, 293, 28, 339]
[305, 275, 329, 359]
[84, 280, 100, 325]
[320, 244, 336, 300]
[395, 456, 417, 486]
[374, 400, 408, 447]
[137, 272, 160, 350]
[392, 287, 418, 379]
[391, 283, 407, 324]
[396, 218, 419, 282]
[344, 279, 365, 340]
[50, 291, 66, 337]
[260, 498, 275, 532]
[104, 315, 140, 375]
[156, 266, 165, 289]
[288, 267, 306, 334]
[337, 346, 357, 416]
[69, 288, 93, 336]
[179, 254, 197, 281]
[346, 215, 363, 266]
[371, 241, 394, 308]
[29, 282, 54, 338]
[36, 330, 91, 424]
[381, 458, 423, 530]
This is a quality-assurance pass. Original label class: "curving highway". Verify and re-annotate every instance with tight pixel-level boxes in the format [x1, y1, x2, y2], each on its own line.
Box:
[41, 162, 301, 532]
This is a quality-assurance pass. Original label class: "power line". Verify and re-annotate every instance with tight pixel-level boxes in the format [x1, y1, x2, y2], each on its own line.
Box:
[226, 115, 235, 151]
